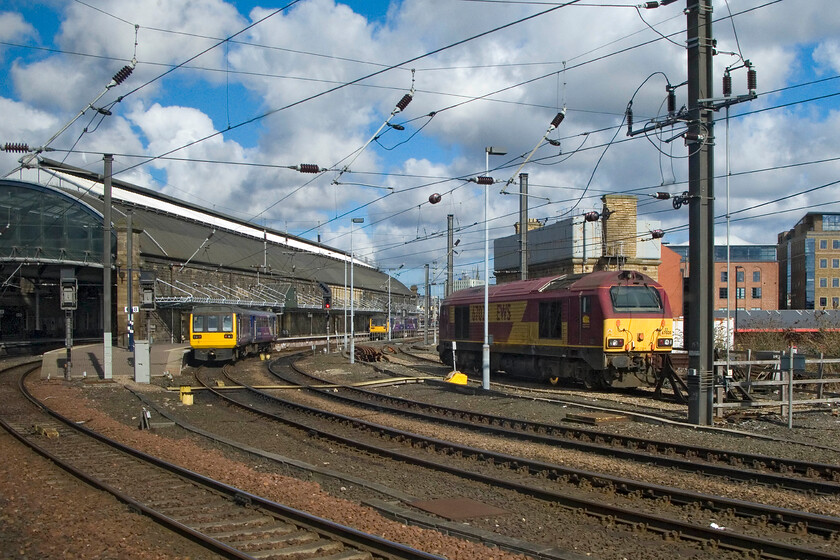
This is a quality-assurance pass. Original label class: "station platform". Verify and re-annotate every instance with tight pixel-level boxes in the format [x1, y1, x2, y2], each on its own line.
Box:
[41, 342, 190, 381]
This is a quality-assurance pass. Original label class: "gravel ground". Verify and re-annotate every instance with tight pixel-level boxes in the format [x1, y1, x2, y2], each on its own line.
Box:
[4, 347, 840, 559]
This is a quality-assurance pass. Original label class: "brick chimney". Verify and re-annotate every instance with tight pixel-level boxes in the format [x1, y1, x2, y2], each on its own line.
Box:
[601, 194, 637, 259]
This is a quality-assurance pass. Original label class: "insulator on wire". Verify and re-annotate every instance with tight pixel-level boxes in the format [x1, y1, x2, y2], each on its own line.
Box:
[395, 93, 413, 112]
[111, 65, 134, 85]
[429, 193, 442, 204]
[747, 66, 757, 93]
[625, 104, 633, 135]
[550, 109, 566, 129]
[654, 192, 671, 200]
[297, 164, 321, 173]
[3, 142, 30, 153]
[722, 71, 732, 97]
[641, 1, 658, 8]
[684, 131, 705, 143]
[650, 229, 665, 240]
[584, 211, 600, 222]
[475, 176, 494, 185]
[667, 88, 676, 115]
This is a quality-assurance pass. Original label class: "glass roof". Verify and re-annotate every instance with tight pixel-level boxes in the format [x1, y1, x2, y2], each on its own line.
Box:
[0, 179, 115, 265]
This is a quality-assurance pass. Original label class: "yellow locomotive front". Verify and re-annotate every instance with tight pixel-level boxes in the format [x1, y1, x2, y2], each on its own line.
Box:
[190, 307, 237, 361]
[600, 281, 673, 386]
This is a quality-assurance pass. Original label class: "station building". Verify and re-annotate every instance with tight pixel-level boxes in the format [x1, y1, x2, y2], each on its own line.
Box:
[0, 159, 416, 350]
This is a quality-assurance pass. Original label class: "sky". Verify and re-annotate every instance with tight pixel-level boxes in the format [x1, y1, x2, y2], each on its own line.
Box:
[1, 0, 839, 292]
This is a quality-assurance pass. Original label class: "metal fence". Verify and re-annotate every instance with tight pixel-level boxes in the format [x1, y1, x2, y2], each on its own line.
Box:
[713, 348, 840, 427]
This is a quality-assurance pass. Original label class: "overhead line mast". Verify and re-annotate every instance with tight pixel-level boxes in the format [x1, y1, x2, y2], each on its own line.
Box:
[628, 0, 755, 424]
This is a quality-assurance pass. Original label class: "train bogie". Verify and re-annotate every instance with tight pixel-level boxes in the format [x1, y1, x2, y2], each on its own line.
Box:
[437, 270, 674, 389]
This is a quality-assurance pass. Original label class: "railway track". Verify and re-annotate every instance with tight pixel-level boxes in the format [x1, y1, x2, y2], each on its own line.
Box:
[267, 355, 840, 495]
[0, 361, 444, 560]
[201, 357, 840, 560]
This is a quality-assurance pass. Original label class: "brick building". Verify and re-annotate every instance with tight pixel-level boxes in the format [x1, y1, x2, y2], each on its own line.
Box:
[778, 213, 840, 309]
[669, 245, 778, 317]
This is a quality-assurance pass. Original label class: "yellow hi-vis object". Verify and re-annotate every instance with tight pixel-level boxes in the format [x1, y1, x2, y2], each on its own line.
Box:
[444, 371, 468, 385]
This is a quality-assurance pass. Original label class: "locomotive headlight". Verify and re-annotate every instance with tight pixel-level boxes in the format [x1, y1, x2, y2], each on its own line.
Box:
[607, 338, 624, 348]
[224, 334, 233, 339]
[657, 338, 673, 348]
[192, 334, 202, 339]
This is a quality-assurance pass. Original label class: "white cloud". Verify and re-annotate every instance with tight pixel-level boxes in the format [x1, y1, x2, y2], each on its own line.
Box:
[4, 0, 840, 285]
[813, 40, 840, 74]
[0, 11, 36, 44]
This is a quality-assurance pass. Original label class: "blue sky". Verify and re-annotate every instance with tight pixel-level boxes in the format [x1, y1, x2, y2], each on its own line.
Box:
[2, 0, 839, 291]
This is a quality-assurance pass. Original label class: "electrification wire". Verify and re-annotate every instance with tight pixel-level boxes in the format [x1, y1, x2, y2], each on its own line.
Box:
[109, 1, 582, 181]
[4, 0, 808, 260]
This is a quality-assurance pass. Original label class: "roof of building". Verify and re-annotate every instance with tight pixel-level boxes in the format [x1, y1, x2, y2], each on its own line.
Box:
[3, 160, 413, 299]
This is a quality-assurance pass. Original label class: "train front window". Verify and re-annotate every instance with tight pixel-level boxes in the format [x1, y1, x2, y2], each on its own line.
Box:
[609, 286, 662, 312]
[222, 314, 233, 332]
[193, 315, 204, 332]
[206, 315, 219, 332]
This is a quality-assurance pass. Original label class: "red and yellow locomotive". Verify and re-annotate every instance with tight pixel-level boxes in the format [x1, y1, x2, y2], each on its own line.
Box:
[437, 270, 674, 388]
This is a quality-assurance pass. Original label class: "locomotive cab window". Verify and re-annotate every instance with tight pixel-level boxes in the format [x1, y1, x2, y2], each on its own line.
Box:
[192, 315, 205, 332]
[454, 306, 470, 339]
[609, 286, 663, 312]
[222, 314, 233, 332]
[539, 301, 562, 339]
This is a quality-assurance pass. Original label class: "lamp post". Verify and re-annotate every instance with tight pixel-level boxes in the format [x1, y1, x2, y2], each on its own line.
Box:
[350, 217, 364, 364]
[483, 146, 507, 390]
[388, 263, 404, 341]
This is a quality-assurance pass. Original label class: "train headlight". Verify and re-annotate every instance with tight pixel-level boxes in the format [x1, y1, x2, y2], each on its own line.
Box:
[607, 338, 624, 348]
[192, 334, 202, 339]
[224, 334, 233, 339]
[657, 338, 673, 348]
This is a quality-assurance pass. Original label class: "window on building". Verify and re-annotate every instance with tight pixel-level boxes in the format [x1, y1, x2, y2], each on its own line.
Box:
[719, 287, 728, 299]
[834, 297, 840, 309]
[539, 301, 563, 339]
[821, 258, 828, 268]
[834, 240, 840, 250]
[820, 297, 828, 307]
[824, 215, 840, 231]
[720, 271, 728, 283]
[753, 270, 761, 282]
[736, 287, 746, 299]
[752, 287, 761, 298]
[835, 278, 840, 288]
[821, 278, 828, 288]
[821, 239, 828, 249]
[736, 269, 745, 283]
[834, 259, 839, 268]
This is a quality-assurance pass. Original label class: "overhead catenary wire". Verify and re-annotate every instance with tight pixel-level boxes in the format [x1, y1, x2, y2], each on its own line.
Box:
[3, 0, 820, 280]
